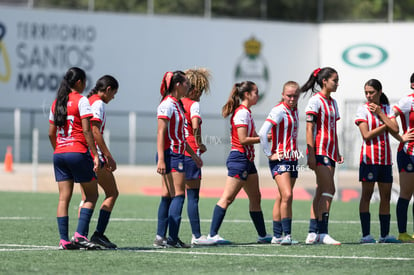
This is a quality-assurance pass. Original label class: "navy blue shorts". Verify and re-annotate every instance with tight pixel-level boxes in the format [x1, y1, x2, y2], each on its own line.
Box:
[359, 162, 393, 183]
[269, 159, 298, 179]
[315, 155, 336, 167]
[156, 149, 185, 174]
[184, 155, 201, 180]
[397, 150, 414, 173]
[53, 152, 96, 183]
[226, 150, 257, 181]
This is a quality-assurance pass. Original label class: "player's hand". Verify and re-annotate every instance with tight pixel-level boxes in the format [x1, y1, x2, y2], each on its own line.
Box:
[199, 144, 207, 154]
[157, 160, 167, 175]
[337, 155, 344, 164]
[105, 155, 117, 172]
[93, 155, 99, 172]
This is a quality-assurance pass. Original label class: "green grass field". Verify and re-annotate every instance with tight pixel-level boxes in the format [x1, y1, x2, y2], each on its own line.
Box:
[0, 191, 413, 274]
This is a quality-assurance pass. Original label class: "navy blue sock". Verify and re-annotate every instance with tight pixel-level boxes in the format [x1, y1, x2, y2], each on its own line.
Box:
[209, 205, 226, 237]
[156, 196, 171, 237]
[76, 208, 94, 237]
[249, 211, 267, 237]
[281, 217, 292, 235]
[168, 195, 185, 241]
[308, 218, 318, 233]
[396, 197, 409, 233]
[359, 212, 371, 237]
[187, 188, 201, 238]
[379, 214, 390, 238]
[96, 209, 111, 234]
[318, 212, 329, 234]
[57, 216, 69, 241]
[273, 220, 282, 238]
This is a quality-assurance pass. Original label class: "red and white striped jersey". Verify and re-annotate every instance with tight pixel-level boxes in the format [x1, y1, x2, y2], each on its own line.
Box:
[89, 94, 106, 159]
[355, 103, 393, 165]
[157, 95, 186, 154]
[266, 102, 299, 160]
[393, 93, 414, 155]
[49, 91, 93, 154]
[230, 105, 256, 161]
[305, 92, 340, 161]
[181, 97, 202, 157]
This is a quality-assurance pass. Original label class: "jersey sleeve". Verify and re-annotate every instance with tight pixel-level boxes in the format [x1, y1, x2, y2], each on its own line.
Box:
[78, 96, 92, 119]
[394, 96, 412, 115]
[157, 100, 172, 120]
[233, 108, 249, 127]
[305, 96, 319, 116]
[354, 105, 367, 125]
[190, 101, 201, 121]
[266, 105, 283, 125]
[90, 99, 105, 123]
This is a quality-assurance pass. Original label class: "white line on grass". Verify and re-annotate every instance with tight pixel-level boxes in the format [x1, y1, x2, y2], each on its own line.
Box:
[0, 244, 58, 251]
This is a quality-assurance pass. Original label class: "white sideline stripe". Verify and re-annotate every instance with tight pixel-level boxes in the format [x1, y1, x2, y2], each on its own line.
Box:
[131, 250, 414, 261]
[0, 244, 58, 251]
[1, 216, 412, 225]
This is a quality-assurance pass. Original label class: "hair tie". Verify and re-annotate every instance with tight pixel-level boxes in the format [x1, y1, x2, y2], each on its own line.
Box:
[160, 72, 173, 96]
[313, 68, 321, 77]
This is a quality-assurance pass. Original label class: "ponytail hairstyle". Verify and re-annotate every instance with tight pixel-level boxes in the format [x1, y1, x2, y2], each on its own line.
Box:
[88, 75, 119, 98]
[185, 68, 211, 101]
[159, 70, 187, 101]
[301, 67, 337, 95]
[364, 78, 389, 105]
[54, 67, 86, 127]
[222, 81, 256, 118]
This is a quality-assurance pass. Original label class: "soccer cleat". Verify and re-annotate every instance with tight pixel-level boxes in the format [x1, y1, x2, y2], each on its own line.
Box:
[378, 235, 401, 243]
[271, 236, 283, 244]
[305, 232, 318, 244]
[153, 236, 167, 248]
[166, 238, 191, 248]
[397, 233, 414, 243]
[90, 232, 117, 249]
[280, 234, 292, 246]
[191, 235, 216, 246]
[318, 233, 341, 245]
[207, 234, 232, 245]
[257, 234, 272, 244]
[360, 234, 376, 244]
[58, 239, 80, 250]
[71, 232, 101, 250]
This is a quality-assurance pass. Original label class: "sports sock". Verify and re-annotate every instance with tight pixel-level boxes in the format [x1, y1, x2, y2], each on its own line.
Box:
[318, 212, 329, 234]
[76, 208, 94, 237]
[281, 217, 292, 236]
[379, 214, 390, 238]
[168, 195, 185, 241]
[359, 212, 370, 237]
[209, 205, 226, 237]
[96, 209, 111, 234]
[308, 218, 318, 233]
[273, 220, 282, 238]
[156, 196, 171, 238]
[396, 197, 409, 233]
[249, 211, 267, 237]
[57, 216, 69, 241]
[187, 188, 201, 238]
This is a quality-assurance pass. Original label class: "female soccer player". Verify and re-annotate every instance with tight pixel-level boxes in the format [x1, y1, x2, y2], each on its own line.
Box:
[181, 68, 215, 246]
[48, 67, 100, 250]
[302, 67, 343, 245]
[392, 73, 414, 243]
[207, 81, 271, 244]
[355, 79, 400, 243]
[154, 71, 203, 248]
[258, 81, 301, 245]
[82, 75, 120, 249]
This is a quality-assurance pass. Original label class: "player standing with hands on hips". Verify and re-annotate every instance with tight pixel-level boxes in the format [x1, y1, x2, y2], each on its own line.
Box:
[258, 81, 301, 245]
[302, 67, 343, 245]
[48, 67, 100, 250]
[154, 71, 203, 248]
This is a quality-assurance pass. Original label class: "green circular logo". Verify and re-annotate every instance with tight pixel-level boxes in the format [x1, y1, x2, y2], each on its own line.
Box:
[342, 44, 388, 68]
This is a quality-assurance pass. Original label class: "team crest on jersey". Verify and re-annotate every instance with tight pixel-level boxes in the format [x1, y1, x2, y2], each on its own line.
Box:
[242, 170, 248, 178]
[178, 162, 184, 171]
[323, 157, 329, 164]
[407, 163, 413, 171]
[367, 172, 374, 180]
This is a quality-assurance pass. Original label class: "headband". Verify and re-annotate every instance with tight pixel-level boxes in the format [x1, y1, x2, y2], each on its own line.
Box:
[313, 68, 321, 77]
[160, 71, 173, 96]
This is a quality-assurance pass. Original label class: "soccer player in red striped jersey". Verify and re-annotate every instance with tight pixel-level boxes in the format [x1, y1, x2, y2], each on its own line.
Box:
[258, 81, 301, 245]
[48, 67, 100, 250]
[207, 81, 271, 245]
[181, 68, 215, 246]
[154, 71, 202, 248]
[355, 79, 400, 244]
[392, 73, 414, 243]
[302, 67, 343, 245]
